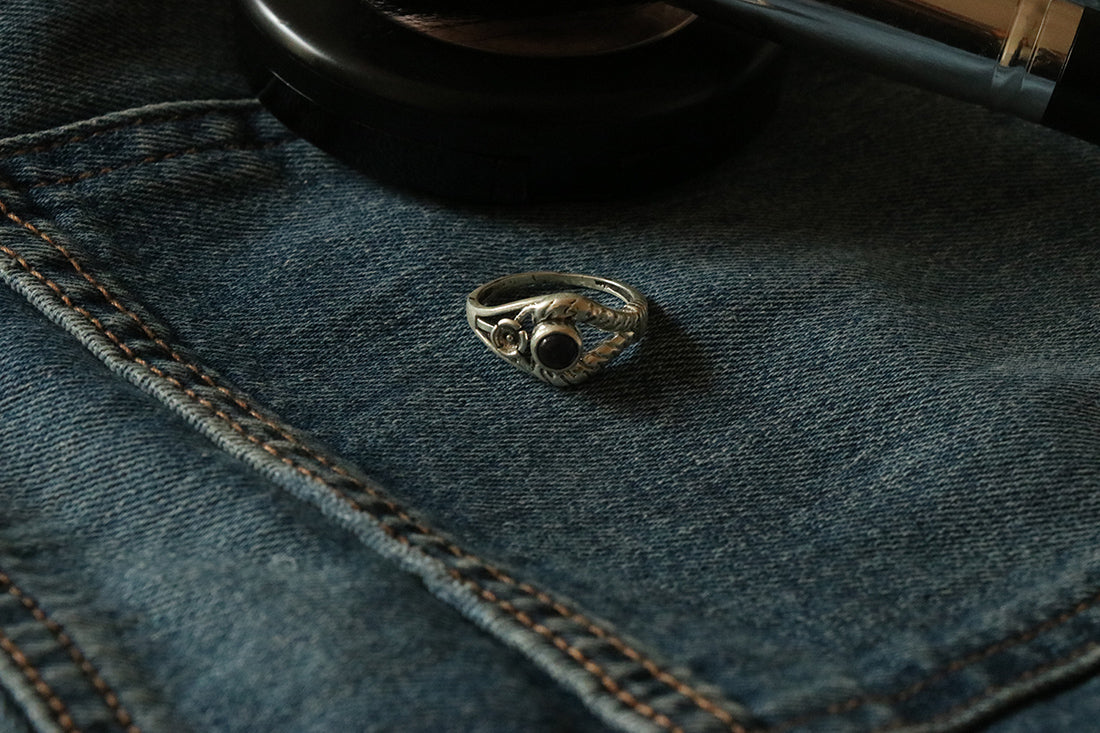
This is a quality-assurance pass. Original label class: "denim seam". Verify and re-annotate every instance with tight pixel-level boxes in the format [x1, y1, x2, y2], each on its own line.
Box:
[872, 641, 1100, 733]
[18, 137, 295, 190]
[0, 628, 77, 733]
[0, 570, 141, 733]
[0, 100, 260, 162]
[767, 589, 1100, 730]
[0, 183, 750, 733]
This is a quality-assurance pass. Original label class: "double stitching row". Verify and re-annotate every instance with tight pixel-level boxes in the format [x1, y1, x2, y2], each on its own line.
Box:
[0, 570, 140, 733]
[870, 641, 1100, 732]
[0, 191, 746, 733]
[0, 627, 77, 733]
[769, 589, 1100, 731]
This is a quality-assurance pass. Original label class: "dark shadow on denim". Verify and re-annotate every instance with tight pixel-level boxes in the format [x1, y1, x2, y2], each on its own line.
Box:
[577, 301, 714, 416]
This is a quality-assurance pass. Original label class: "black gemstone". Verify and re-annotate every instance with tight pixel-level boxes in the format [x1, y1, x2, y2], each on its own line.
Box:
[535, 331, 580, 371]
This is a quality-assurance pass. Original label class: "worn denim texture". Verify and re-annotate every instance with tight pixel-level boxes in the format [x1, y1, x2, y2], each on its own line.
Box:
[3, 1, 1100, 732]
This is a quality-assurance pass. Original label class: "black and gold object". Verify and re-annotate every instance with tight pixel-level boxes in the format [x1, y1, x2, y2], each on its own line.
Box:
[240, 0, 1100, 203]
[236, 0, 786, 203]
[687, 0, 1100, 143]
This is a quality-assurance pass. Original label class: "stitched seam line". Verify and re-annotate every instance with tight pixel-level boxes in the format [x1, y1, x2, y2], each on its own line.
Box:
[0, 197, 745, 733]
[450, 567, 684, 733]
[870, 640, 1100, 733]
[0, 570, 140, 733]
[0, 234, 708, 733]
[18, 138, 295, 190]
[0, 103, 258, 163]
[768, 590, 1100, 731]
[0, 627, 78, 733]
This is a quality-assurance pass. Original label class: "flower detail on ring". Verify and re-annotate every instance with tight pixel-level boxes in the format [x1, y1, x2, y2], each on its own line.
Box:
[490, 318, 529, 357]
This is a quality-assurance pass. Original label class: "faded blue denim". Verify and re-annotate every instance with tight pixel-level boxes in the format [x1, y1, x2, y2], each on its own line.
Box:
[2, 1, 1100, 732]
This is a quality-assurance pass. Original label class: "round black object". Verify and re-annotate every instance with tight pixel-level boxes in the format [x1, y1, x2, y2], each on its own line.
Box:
[535, 330, 582, 371]
[237, 0, 786, 203]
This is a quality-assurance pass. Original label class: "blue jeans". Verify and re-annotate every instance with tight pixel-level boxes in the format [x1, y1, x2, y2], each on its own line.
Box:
[2, 1, 1100, 732]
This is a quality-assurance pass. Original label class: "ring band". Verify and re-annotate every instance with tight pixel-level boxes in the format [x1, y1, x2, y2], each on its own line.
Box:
[466, 271, 648, 386]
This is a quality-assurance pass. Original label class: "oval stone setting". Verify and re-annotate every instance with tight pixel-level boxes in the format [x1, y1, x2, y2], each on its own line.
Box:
[534, 330, 581, 371]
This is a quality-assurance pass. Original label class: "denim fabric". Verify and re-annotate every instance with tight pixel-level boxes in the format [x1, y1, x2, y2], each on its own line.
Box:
[0, 283, 609, 733]
[0, 685, 32, 733]
[3, 1, 1100, 732]
[0, 3, 247, 140]
[986, 673, 1100, 732]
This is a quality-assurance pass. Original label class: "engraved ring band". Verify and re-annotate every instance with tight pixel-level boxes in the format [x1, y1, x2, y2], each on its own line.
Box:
[466, 271, 648, 386]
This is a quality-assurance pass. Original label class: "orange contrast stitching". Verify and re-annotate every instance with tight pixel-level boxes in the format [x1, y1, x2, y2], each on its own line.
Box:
[24, 138, 293, 190]
[768, 591, 1100, 731]
[0, 199, 744, 733]
[0, 570, 140, 733]
[0, 627, 78, 733]
[870, 641, 1100, 733]
[0, 104, 257, 162]
[477, 565, 744, 729]
[449, 567, 686, 733]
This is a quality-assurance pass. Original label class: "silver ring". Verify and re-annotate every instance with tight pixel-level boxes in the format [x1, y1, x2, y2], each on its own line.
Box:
[466, 271, 648, 386]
